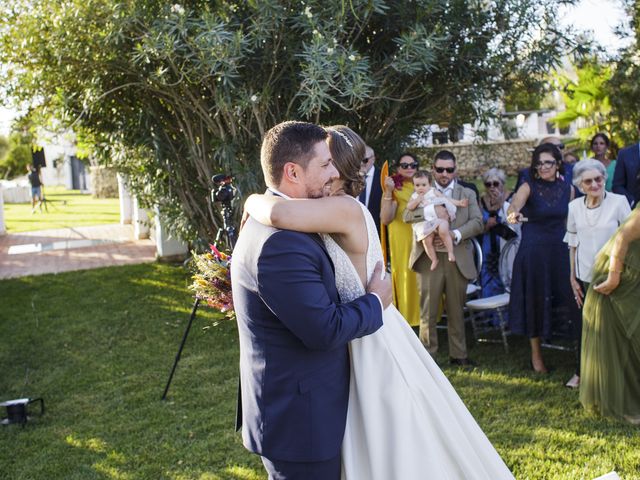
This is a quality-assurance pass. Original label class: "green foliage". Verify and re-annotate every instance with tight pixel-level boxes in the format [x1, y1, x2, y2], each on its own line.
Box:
[551, 59, 617, 151]
[0, 131, 34, 179]
[0, 135, 8, 161]
[1, 263, 640, 478]
[0, 0, 574, 245]
[502, 78, 547, 112]
[607, 1, 640, 146]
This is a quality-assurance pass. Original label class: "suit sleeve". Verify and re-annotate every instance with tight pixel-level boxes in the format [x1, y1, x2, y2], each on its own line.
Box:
[612, 151, 631, 203]
[403, 206, 424, 223]
[457, 188, 484, 240]
[257, 231, 383, 351]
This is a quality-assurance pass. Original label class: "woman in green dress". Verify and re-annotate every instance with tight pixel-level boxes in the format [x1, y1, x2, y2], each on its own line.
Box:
[580, 204, 640, 423]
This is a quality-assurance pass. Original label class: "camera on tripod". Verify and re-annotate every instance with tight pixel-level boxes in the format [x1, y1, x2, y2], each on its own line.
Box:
[211, 174, 236, 205]
[211, 173, 238, 249]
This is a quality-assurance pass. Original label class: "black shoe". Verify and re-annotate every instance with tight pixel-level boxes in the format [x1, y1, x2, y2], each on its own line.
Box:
[449, 357, 476, 367]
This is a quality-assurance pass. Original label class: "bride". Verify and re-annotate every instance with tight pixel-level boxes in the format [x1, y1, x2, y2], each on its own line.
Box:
[244, 126, 514, 479]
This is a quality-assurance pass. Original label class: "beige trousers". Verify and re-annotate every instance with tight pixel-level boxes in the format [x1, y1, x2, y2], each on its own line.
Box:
[415, 251, 469, 359]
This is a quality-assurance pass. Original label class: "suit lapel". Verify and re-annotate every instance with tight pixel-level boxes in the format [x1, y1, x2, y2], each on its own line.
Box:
[306, 232, 336, 274]
[452, 183, 462, 200]
[451, 184, 466, 229]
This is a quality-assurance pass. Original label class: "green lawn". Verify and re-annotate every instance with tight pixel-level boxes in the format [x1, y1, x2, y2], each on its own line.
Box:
[3, 186, 120, 233]
[1, 263, 637, 479]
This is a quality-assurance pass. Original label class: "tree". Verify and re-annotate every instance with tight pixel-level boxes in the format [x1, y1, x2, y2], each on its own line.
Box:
[0, 0, 574, 244]
[551, 58, 617, 150]
[0, 131, 33, 179]
[0, 135, 8, 163]
[607, 0, 640, 146]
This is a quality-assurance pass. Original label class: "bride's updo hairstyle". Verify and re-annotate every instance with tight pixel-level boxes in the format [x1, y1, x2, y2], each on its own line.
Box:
[327, 125, 366, 197]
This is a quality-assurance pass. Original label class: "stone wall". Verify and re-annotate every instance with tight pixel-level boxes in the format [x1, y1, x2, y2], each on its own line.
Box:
[413, 138, 536, 178]
[90, 166, 119, 198]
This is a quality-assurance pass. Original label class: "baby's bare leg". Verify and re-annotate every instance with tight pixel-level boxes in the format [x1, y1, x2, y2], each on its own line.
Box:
[422, 234, 439, 271]
[436, 220, 456, 262]
[434, 204, 451, 222]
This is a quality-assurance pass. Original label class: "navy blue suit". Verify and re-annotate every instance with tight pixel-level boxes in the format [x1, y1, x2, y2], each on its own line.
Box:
[359, 166, 383, 235]
[231, 215, 383, 468]
[613, 143, 640, 206]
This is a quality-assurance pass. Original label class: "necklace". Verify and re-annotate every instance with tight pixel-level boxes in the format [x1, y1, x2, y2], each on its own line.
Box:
[584, 193, 606, 227]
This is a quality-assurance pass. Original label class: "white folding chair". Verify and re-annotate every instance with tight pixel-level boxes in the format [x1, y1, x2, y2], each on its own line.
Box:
[465, 237, 483, 299]
[465, 236, 519, 353]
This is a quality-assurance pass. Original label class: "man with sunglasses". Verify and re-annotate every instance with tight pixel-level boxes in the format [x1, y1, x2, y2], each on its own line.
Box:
[359, 145, 383, 235]
[403, 150, 483, 365]
[612, 119, 640, 207]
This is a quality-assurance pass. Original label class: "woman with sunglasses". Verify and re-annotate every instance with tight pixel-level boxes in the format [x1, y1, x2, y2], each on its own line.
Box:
[507, 143, 580, 374]
[479, 169, 518, 306]
[563, 159, 630, 389]
[380, 153, 421, 327]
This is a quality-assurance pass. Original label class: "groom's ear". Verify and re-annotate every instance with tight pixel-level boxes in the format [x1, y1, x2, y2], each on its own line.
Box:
[283, 162, 300, 183]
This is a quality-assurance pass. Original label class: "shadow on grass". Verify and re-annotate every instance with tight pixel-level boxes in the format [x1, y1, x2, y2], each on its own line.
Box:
[1, 264, 638, 479]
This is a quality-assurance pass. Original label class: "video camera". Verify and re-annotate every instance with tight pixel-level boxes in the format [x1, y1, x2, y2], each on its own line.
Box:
[210, 173, 238, 249]
[211, 174, 236, 205]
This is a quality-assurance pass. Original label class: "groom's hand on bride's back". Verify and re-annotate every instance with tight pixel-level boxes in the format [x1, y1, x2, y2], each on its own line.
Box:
[367, 262, 393, 310]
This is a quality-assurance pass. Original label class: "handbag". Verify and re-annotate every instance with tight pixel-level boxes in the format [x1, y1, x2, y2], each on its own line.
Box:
[492, 222, 517, 241]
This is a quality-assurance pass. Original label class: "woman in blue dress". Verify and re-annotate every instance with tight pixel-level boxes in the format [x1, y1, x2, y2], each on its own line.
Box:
[507, 143, 579, 374]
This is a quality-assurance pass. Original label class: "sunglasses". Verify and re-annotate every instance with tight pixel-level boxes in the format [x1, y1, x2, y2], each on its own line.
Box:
[362, 156, 375, 164]
[434, 166, 455, 174]
[399, 162, 419, 169]
[484, 181, 501, 188]
[535, 160, 556, 169]
[582, 175, 604, 186]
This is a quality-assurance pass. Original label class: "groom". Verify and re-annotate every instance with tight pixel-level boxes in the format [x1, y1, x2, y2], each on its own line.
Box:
[231, 121, 391, 479]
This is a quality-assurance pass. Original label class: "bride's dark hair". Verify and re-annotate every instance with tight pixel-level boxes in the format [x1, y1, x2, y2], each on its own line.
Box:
[326, 125, 366, 197]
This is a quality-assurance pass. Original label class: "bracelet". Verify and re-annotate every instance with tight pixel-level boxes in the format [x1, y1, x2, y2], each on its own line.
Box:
[383, 196, 393, 200]
[609, 269, 623, 274]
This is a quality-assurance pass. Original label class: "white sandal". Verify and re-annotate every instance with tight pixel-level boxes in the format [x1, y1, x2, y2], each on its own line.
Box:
[565, 374, 580, 389]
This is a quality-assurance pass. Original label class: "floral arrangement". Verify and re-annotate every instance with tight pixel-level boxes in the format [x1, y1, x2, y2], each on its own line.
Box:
[189, 244, 234, 319]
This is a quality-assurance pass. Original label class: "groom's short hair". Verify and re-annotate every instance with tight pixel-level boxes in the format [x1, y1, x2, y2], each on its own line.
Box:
[261, 121, 328, 187]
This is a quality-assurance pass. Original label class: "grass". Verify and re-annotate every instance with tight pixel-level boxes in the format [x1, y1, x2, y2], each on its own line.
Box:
[1, 263, 638, 479]
[3, 186, 120, 233]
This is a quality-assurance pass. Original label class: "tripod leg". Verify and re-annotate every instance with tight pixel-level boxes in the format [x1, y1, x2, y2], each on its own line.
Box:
[161, 298, 200, 400]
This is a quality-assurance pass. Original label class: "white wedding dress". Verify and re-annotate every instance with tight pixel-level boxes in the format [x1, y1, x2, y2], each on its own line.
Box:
[321, 200, 514, 480]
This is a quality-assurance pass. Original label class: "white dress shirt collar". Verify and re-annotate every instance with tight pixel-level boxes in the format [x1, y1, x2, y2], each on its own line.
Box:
[435, 180, 456, 195]
[268, 187, 291, 199]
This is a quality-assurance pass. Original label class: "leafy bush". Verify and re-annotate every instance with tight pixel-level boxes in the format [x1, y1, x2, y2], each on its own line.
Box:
[1, 0, 574, 246]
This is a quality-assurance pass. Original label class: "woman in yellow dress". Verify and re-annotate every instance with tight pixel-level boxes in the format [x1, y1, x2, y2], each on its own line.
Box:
[381, 153, 421, 327]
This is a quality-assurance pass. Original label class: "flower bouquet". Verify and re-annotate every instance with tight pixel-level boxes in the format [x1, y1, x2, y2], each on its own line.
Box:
[189, 244, 234, 319]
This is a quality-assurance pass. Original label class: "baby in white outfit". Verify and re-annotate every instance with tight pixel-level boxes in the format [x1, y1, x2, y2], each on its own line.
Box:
[407, 171, 468, 271]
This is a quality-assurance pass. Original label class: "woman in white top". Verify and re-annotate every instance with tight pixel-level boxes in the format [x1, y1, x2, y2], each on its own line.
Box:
[563, 158, 631, 388]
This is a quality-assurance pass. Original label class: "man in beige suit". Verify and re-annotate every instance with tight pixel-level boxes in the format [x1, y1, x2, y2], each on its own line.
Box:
[403, 150, 483, 365]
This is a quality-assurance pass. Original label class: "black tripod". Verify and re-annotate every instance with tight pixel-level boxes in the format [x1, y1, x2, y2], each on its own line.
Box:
[33, 186, 66, 214]
[161, 178, 237, 400]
